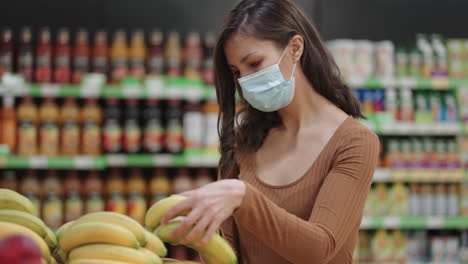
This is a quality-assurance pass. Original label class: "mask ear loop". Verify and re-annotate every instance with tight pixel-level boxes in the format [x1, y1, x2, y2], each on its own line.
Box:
[278, 45, 297, 83]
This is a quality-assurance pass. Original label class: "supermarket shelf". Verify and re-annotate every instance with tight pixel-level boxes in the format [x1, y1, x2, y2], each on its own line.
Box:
[105, 154, 220, 168]
[379, 122, 461, 136]
[373, 168, 464, 183]
[360, 216, 468, 229]
[347, 76, 468, 90]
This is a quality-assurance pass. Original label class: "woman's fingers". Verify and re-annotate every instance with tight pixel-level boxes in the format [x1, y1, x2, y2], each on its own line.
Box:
[180, 212, 213, 245]
[161, 198, 194, 225]
[198, 216, 223, 246]
[170, 207, 203, 239]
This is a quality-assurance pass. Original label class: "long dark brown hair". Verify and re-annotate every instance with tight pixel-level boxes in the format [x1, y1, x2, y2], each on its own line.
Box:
[214, 0, 363, 179]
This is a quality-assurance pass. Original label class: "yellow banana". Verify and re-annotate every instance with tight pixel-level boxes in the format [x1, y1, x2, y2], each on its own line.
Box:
[139, 247, 163, 264]
[49, 257, 57, 264]
[55, 248, 68, 263]
[144, 229, 167, 257]
[145, 195, 187, 231]
[76, 211, 146, 245]
[69, 244, 155, 264]
[58, 222, 140, 252]
[156, 221, 237, 264]
[0, 222, 50, 261]
[0, 188, 36, 215]
[44, 226, 57, 249]
[56, 221, 74, 238]
[68, 259, 132, 264]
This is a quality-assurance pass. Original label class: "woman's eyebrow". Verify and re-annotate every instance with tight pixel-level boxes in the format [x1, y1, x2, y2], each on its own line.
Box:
[240, 51, 257, 63]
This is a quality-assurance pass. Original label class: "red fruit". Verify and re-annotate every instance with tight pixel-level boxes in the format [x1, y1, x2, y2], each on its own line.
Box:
[0, 235, 42, 264]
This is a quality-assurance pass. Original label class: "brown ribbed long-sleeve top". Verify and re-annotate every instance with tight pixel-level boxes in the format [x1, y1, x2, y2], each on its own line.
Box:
[221, 117, 379, 264]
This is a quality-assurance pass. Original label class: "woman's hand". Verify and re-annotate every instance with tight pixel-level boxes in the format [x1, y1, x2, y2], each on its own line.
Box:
[160, 179, 246, 246]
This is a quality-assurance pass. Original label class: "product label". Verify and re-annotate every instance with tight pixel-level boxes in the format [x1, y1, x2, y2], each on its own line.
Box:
[111, 58, 128, 82]
[93, 56, 108, 73]
[204, 113, 219, 151]
[165, 119, 183, 153]
[61, 122, 80, 155]
[103, 120, 122, 153]
[0, 54, 12, 70]
[127, 194, 147, 224]
[18, 121, 37, 156]
[37, 55, 51, 67]
[82, 122, 101, 155]
[183, 112, 203, 150]
[144, 120, 164, 153]
[74, 56, 89, 71]
[130, 58, 145, 78]
[65, 195, 83, 222]
[43, 198, 63, 228]
[106, 193, 126, 214]
[19, 53, 34, 81]
[40, 121, 59, 156]
[148, 57, 164, 74]
[85, 193, 105, 213]
[124, 121, 141, 153]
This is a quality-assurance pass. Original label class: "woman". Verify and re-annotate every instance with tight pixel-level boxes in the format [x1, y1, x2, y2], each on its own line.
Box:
[162, 0, 379, 263]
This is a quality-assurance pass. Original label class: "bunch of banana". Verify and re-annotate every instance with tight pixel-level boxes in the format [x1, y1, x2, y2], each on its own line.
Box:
[146, 196, 238, 264]
[56, 211, 166, 264]
[0, 189, 57, 264]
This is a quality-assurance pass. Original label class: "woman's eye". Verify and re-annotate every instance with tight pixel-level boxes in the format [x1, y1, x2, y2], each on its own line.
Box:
[250, 61, 261, 68]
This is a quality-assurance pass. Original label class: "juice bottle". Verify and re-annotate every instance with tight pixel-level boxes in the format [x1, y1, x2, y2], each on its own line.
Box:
[415, 92, 429, 123]
[446, 139, 461, 169]
[165, 31, 182, 77]
[0, 28, 13, 78]
[64, 170, 83, 222]
[17, 97, 38, 156]
[373, 90, 385, 113]
[149, 168, 171, 205]
[362, 90, 374, 116]
[147, 30, 164, 76]
[435, 140, 447, 169]
[35, 28, 53, 83]
[184, 99, 203, 153]
[53, 28, 71, 84]
[0, 96, 16, 153]
[202, 32, 216, 85]
[429, 91, 442, 122]
[388, 183, 408, 217]
[105, 168, 127, 214]
[39, 98, 60, 156]
[447, 184, 459, 217]
[127, 168, 147, 224]
[173, 168, 193, 194]
[434, 184, 447, 217]
[110, 30, 128, 84]
[81, 98, 102, 155]
[92, 30, 109, 75]
[431, 34, 449, 76]
[183, 31, 203, 80]
[19, 170, 41, 215]
[421, 184, 434, 216]
[203, 100, 220, 154]
[129, 30, 146, 80]
[416, 34, 434, 78]
[374, 183, 389, 216]
[102, 98, 122, 153]
[444, 93, 458, 122]
[17, 27, 34, 82]
[83, 171, 105, 213]
[42, 170, 63, 228]
[392, 230, 407, 263]
[395, 46, 408, 77]
[60, 97, 80, 156]
[399, 89, 414, 121]
[143, 99, 164, 154]
[193, 168, 213, 189]
[372, 230, 392, 262]
[409, 184, 422, 217]
[72, 29, 90, 84]
[165, 99, 184, 154]
[123, 99, 141, 154]
[0, 170, 18, 191]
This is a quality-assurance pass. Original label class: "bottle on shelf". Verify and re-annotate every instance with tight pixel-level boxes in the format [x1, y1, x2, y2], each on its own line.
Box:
[165, 31, 182, 77]
[447, 184, 459, 216]
[64, 170, 83, 222]
[17, 96, 38, 156]
[0, 96, 16, 153]
[53, 28, 71, 84]
[147, 30, 164, 76]
[42, 170, 63, 228]
[92, 30, 109, 75]
[173, 168, 193, 194]
[19, 170, 41, 215]
[81, 98, 102, 155]
[129, 29, 146, 80]
[0, 28, 13, 78]
[72, 28, 90, 84]
[39, 98, 60, 156]
[203, 100, 220, 154]
[184, 99, 203, 154]
[110, 30, 128, 84]
[60, 97, 81, 156]
[102, 98, 122, 154]
[123, 99, 141, 154]
[35, 27, 53, 83]
[0, 170, 18, 191]
[193, 169, 213, 189]
[127, 168, 147, 224]
[149, 168, 172, 206]
[202, 32, 216, 85]
[143, 99, 164, 154]
[83, 170, 105, 214]
[17, 27, 34, 82]
[183, 31, 203, 80]
[165, 99, 184, 154]
[106, 168, 127, 214]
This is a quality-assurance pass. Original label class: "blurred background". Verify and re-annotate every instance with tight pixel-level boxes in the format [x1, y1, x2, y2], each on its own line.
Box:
[0, 0, 468, 263]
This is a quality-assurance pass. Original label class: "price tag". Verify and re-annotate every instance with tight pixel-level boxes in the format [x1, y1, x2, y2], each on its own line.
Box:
[41, 84, 60, 97]
[81, 73, 105, 97]
[383, 217, 401, 228]
[29, 156, 48, 168]
[360, 217, 371, 229]
[427, 217, 444, 228]
[145, 77, 165, 98]
[399, 77, 417, 89]
[74, 156, 94, 169]
[153, 155, 172, 166]
[431, 77, 449, 90]
[123, 84, 142, 98]
[106, 155, 127, 167]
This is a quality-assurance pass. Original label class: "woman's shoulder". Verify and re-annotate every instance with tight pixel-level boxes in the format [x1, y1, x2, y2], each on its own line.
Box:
[336, 117, 380, 148]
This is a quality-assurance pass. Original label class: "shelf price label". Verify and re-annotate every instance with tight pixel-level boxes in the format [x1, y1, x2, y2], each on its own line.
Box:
[29, 156, 48, 168]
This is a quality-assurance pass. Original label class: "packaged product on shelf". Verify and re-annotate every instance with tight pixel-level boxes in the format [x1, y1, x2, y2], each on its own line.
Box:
[83, 170, 105, 213]
[447, 39, 464, 78]
[17, 96, 38, 156]
[435, 139, 448, 169]
[326, 40, 354, 79]
[408, 47, 422, 77]
[384, 89, 398, 120]
[361, 90, 374, 116]
[446, 139, 461, 169]
[60, 97, 81, 156]
[64, 170, 84, 222]
[127, 168, 147, 224]
[447, 184, 459, 216]
[92, 30, 109, 75]
[421, 184, 434, 216]
[400, 139, 412, 168]
[431, 236, 446, 262]
[409, 184, 422, 217]
[102, 98, 122, 154]
[399, 89, 414, 121]
[373, 89, 385, 113]
[19, 170, 41, 214]
[202, 32, 216, 85]
[110, 30, 128, 84]
[147, 30, 165, 76]
[417, 34, 435, 78]
[183, 31, 203, 80]
[374, 183, 389, 215]
[105, 168, 127, 214]
[143, 99, 164, 154]
[0, 28, 13, 78]
[0, 96, 16, 153]
[149, 168, 172, 205]
[165, 31, 182, 77]
[129, 29, 146, 80]
[203, 100, 220, 154]
[461, 231, 468, 262]
[53, 28, 71, 84]
[357, 231, 372, 262]
[411, 137, 425, 170]
[72, 28, 90, 84]
[434, 184, 448, 217]
[81, 98, 102, 155]
[392, 230, 407, 263]
[446, 236, 460, 262]
[423, 137, 437, 169]
[371, 229, 393, 262]
[407, 231, 427, 262]
[388, 182, 408, 216]
[429, 91, 443, 122]
[431, 34, 449, 76]
[193, 168, 214, 189]
[375, 41, 395, 78]
[35, 28, 53, 83]
[384, 139, 401, 168]
[173, 168, 193, 194]
[0, 170, 18, 191]
[184, 99, 204, 153]
[461, 182, 468, 216]
[123, 99, 142, 153]
[42, 170, 63, 228]
[443, 92, 458, 122]
[395, 46, 409, 77]
[17, 27, 34, 82]
[415, 91, 430, 123]
[39, 98, 60, 156]
[165, 99, 184, 154]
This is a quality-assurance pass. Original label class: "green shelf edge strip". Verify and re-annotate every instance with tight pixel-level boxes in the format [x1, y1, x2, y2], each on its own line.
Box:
[361, 217, 468, 229]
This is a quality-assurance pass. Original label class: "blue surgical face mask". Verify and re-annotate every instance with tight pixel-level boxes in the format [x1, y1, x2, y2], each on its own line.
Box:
[238, 46, 297, 112]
